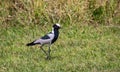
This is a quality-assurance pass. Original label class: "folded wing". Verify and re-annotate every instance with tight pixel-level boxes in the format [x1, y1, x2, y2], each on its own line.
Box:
[33, 33, 54, 45]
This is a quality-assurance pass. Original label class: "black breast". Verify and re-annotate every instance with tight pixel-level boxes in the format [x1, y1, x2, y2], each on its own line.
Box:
[51, 29, 59, 44]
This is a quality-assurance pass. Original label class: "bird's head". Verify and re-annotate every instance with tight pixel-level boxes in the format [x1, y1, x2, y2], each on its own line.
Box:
[53, 23, 61, 29]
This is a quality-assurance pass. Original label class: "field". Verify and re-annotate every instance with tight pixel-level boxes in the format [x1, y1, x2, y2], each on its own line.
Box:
[0, 0, 120, 72]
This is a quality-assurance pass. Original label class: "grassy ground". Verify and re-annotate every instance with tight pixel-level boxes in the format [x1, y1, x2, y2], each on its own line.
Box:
[0, 24, 120, 72]
[0, 0, 120, 72]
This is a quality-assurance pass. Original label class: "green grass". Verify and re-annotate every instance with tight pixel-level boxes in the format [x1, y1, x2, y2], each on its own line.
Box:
[0, 24, 120, 72]
[0, 0, 120, 72]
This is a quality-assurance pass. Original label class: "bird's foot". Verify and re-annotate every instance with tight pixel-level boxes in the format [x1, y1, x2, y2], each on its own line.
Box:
[46, 56, 51, 60]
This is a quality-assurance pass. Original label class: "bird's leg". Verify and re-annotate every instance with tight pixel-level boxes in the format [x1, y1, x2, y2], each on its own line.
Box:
[47, 43, 51, 59]
[40, 45, 48, 56]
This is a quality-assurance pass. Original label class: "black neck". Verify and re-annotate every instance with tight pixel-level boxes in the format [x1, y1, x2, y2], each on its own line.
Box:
[51, 28, 59, 43]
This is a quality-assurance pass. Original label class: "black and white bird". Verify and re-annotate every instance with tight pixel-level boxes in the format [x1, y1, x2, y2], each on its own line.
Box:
[26, 23, 61, 59]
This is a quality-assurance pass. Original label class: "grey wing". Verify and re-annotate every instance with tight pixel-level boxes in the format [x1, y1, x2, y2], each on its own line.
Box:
[34, 33, 54, 45]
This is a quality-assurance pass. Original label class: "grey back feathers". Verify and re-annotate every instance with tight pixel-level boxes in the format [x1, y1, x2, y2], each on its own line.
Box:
[34, 32, 54, 45]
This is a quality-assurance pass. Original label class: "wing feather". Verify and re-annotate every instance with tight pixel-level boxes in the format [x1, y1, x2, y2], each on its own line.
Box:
[34, 32, 54, 45]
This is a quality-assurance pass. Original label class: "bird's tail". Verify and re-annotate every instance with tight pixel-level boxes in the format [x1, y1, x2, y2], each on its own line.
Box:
[26, 41, 35, 46]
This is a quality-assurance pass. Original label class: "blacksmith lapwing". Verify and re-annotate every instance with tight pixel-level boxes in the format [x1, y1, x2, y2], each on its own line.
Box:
[26, 23, 61, 59]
